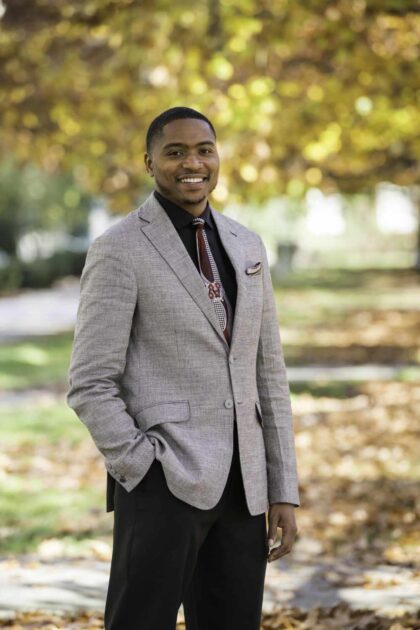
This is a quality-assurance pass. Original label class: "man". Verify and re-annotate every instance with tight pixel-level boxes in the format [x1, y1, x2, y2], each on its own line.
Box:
[67, 107, 300, 630]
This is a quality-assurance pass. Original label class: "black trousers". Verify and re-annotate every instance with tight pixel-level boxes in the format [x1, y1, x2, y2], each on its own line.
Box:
[104, 420, 268, 630]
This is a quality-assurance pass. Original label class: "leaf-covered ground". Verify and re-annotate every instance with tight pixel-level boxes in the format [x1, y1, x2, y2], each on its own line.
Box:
[293, 379, 419, 566]
[1, 604, 419, 629]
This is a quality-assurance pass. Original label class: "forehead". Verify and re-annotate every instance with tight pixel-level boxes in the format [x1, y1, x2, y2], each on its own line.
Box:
[157, 118, 215, 148]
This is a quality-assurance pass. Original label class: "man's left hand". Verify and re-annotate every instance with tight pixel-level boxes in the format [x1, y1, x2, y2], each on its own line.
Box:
[267, 503, 298, 563]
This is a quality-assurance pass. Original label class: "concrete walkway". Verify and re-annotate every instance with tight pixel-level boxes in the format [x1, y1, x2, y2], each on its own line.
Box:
[0, 541, 418, 620]
[0, 283, 79, 342]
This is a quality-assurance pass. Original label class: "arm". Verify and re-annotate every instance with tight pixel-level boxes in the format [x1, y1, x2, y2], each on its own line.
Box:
[67, 235, 155, 491]
[256, 234, 300, 508]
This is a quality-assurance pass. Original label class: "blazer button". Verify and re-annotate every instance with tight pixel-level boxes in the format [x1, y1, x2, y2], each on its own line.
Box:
[224, 399, 233, 408]
[119, 475, 126, 483]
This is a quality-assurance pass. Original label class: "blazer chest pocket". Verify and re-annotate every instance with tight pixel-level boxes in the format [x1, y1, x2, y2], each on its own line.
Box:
[244, 271, 263, 303]
[134, 400, 190, 432]
[244, 273, 263, 290]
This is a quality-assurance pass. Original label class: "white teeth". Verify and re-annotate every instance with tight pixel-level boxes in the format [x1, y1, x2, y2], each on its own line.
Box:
[180, 177, 205, 183]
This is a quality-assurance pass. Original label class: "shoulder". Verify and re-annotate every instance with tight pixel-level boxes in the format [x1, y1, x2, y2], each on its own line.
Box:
[212, 208, 262, 245]
[88, 208, 141, 256]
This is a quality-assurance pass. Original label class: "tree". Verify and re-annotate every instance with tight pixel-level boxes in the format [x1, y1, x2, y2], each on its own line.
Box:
[0, 0, 418, 212]
[0, 160, 92, 289]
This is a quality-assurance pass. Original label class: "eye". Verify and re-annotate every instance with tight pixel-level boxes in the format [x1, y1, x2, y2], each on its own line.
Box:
[167, 150, 183, 157]
[200, 148, 213, 154]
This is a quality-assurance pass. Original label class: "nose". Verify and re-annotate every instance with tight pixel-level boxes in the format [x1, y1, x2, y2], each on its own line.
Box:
[181, 153, 202, 169]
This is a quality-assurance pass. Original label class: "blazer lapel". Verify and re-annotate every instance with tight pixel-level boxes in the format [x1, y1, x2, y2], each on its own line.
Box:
[138, 194, 230, 350]
[210, 206, 246, 353]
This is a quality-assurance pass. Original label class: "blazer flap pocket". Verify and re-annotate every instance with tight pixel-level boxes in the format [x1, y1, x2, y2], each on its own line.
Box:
[134, 400, 190, 431]
[255, 400, 264, 427]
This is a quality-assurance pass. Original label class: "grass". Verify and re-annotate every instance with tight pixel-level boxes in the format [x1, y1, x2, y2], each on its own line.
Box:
[275, 268, 420, 367]
[275, 268, 420, 328]
[0, 400, 108, 554]
[0, 401, 85, 446]
[0, 332, 73, 390]
[1, 481, 104, 555]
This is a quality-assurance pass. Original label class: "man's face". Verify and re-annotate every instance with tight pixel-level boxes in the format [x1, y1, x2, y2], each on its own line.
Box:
[144, 118, 220, 212]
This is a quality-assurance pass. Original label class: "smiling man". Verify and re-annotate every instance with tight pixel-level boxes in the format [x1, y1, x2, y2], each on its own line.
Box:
[144, 114, 219, 215]
[67, 107, 300, 630]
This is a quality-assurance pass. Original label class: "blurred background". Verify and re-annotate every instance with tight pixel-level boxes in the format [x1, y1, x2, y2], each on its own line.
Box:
[0, 0, 419, 627]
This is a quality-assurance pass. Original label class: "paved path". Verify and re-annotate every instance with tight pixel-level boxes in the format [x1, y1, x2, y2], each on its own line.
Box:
[0, 540, 419, 621]
[0, 283, 79, 342]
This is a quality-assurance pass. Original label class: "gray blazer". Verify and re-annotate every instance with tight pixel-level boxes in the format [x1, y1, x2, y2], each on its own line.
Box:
[67, 193, 300, 515]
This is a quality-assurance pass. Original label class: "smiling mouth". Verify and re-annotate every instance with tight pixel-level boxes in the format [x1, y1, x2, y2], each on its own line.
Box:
[178, 176, 208, 184]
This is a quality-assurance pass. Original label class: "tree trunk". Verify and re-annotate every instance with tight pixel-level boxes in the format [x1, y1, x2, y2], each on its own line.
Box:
[207, 0, 223, 50]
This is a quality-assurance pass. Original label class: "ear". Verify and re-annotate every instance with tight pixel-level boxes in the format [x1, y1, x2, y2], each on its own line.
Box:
[144, 152, 154, 177]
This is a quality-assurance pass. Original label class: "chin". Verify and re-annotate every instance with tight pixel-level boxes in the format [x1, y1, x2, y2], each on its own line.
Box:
[183, 195, 206, 205]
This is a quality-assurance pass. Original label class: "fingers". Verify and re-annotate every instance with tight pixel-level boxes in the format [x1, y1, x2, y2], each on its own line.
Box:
[267, 521, 278, 551]
[267, 525, 298, 562]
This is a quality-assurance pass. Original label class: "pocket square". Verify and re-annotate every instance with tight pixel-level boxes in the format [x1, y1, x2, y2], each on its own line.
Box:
[245, 261, 262, 275]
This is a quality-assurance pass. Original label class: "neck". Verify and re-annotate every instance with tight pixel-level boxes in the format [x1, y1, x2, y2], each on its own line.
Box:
[183, 201, 208, 217]
[155, 190, 208, 217]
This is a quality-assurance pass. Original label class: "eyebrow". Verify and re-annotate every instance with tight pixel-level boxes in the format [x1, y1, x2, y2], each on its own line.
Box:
[162, 140, 216, 150]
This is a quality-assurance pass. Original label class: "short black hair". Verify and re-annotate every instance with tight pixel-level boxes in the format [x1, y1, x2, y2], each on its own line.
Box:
[146, 107, 216, 153]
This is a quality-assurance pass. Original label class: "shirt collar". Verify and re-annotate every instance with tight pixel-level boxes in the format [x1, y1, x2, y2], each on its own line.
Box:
[154, 190, 214, 230]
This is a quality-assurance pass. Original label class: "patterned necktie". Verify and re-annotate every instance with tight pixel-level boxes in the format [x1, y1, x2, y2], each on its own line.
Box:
[192, 217, 233, 345]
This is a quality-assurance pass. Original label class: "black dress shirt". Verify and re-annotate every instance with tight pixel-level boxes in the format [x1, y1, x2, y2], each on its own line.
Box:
[154, 191, 237, 319]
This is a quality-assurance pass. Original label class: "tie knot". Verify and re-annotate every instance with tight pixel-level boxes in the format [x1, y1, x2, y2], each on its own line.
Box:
[192, 217, 205, 228]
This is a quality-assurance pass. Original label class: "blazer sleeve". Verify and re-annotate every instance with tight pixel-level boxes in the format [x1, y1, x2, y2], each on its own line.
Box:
[256, 234, 300, 507]
[67, 235, 155, 492]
